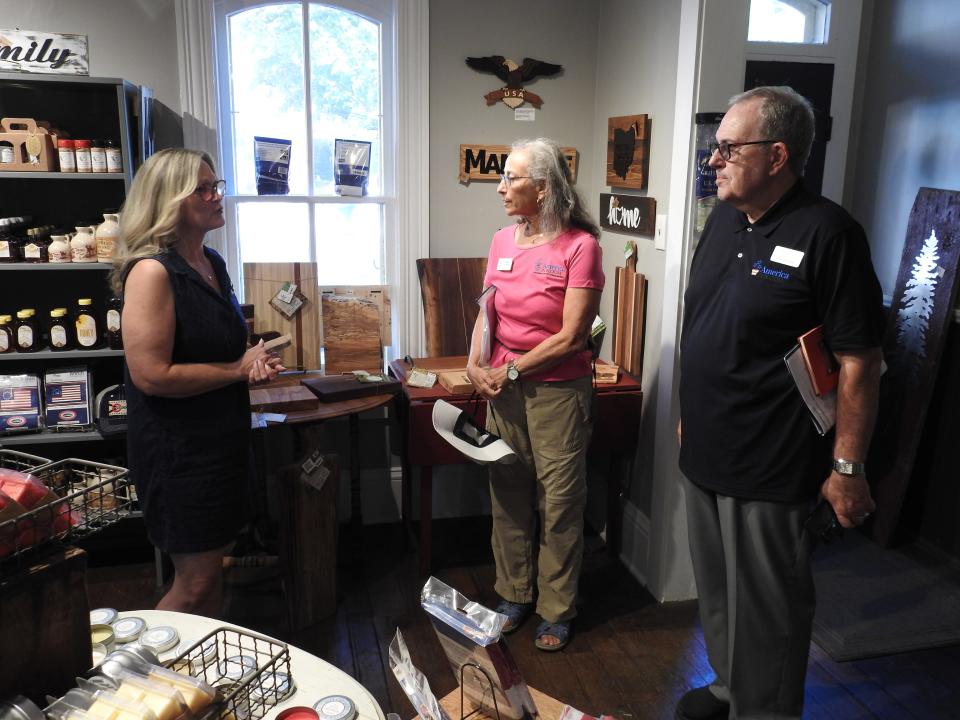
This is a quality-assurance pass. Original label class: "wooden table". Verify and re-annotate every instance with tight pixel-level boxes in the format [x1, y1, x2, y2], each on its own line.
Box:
[123, 610, 385, 720]
[250, 373, 396, 527]
[389, 357, 643, 575]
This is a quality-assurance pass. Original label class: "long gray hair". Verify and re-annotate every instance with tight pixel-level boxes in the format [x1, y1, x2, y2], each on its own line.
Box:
[729, 86, 815, 177]
[513, 138, 599, 238]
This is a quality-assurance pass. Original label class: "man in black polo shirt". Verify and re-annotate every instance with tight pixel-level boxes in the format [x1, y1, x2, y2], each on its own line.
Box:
[676, 86, 884, 720]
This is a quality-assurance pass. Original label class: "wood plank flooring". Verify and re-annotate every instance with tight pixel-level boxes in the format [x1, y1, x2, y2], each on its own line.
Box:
[84, 518, 960, 720]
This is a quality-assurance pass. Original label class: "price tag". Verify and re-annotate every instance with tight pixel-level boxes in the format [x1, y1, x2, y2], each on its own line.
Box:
[277, 281, 297, 304]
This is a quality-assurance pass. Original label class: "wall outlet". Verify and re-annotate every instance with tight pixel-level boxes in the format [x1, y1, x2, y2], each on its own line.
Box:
[654, 213, 667, 251]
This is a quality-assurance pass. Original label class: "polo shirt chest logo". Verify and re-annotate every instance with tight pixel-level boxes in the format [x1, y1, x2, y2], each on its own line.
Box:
[533, 259, 566, 278]
[751, 260, 791, 280]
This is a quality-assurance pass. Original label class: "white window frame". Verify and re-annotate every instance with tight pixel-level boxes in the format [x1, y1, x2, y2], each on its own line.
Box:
[175, 0, 428, 355]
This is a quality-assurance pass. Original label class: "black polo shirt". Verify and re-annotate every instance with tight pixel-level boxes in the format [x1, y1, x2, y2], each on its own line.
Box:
[678, 181, 884, 502]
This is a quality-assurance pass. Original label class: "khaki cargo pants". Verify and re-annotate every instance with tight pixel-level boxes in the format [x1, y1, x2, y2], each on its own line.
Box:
[486, 375, 594, 623]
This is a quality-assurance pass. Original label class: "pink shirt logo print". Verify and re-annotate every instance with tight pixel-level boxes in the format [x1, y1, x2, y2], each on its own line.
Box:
[533, 259, 566, 278]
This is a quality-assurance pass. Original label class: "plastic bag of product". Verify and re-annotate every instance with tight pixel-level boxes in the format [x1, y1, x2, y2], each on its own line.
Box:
[334, 139, 372, 196]
[254, 136, 291, 195]
[421, 577, 538, 720]
[388, 629, 449, 720]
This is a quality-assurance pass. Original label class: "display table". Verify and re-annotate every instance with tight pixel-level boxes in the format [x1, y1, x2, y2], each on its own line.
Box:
[420, 686, 565, 720]
[389, 357, 643, 575]
[122, 610, 385, 720]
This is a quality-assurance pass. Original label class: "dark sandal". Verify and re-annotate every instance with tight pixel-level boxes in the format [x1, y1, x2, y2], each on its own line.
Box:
[534, 619, 571, 652]
[495, 600, 533, 634]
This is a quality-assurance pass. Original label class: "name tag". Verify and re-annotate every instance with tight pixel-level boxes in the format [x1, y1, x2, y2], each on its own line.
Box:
[497, 257, 513, 271]
[770, 245, 804, 267]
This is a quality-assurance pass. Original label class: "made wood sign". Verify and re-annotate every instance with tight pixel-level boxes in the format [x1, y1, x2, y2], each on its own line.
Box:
[0, 29, 88, 75]
[459, 144, 578, 184]
[606, 114, 650, 189]
[600, 193, 656, 237]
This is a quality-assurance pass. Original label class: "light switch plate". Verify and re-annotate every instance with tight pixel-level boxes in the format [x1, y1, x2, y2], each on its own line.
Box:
[655, 214, 667, 250]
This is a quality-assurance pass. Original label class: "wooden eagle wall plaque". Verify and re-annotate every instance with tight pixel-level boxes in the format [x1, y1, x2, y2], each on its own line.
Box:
[465, 55, 563, 109]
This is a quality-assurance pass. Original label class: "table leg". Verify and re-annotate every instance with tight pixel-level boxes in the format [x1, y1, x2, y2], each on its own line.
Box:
[350, 412, 361, 529]
[419, 465, 433, 576]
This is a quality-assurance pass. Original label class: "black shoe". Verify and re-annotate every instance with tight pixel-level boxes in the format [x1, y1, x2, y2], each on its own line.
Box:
[675, 686, 729, 720]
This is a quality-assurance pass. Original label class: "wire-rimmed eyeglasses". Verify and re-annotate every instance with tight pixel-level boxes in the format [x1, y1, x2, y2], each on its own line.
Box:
[195, 179, 227, 201]
[499, 174, 532, 188]
[708, 140, 778, 161]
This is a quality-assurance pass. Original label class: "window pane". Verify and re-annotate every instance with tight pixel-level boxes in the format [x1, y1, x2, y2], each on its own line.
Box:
[748, 0, 829, 44]
[236, 202, 311, 262]
[229, 5, 308, 194]
[308, 5, 382, 195]
[314, 204, 383, 285]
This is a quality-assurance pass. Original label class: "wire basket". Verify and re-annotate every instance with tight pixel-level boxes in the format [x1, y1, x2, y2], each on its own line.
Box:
[168, 627, 295, 720]
[0, 456, 131, 569]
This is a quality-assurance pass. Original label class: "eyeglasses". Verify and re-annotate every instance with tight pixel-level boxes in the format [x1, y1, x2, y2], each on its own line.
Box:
[499, 174, 532, 187]
[194, 179, 226, 201]
[709, 140, 778, 161]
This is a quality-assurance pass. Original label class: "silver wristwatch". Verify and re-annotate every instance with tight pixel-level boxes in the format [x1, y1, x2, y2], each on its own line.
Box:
[506, 360, 520, 382]
[832, 458, 865, 476]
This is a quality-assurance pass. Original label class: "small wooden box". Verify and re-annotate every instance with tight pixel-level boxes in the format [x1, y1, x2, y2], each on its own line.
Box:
[0, 118, 58, 172]
[595, 363, 620, 384]
[437, 369, 473, 395]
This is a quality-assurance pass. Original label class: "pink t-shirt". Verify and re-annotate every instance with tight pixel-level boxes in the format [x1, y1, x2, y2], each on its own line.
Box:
[483, 224, 604, 382]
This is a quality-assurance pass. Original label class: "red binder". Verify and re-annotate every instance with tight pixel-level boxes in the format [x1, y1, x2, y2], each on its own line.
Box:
[797, 325, 839, 396]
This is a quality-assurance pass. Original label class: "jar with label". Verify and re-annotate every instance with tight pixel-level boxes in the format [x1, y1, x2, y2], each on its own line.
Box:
[96, 213, 120, 262]
[0, 218, 22, 263]
[71, 226, 98, 263]
[22, 228, 48, 263]
[0, 315, 13, 354]
[15, 310, 39, 352]
[74, 139, 93, 173]
[74, 298, 101, 349]
[90, 140, 108, 173]
[58, 139, 77, 173]
[105, 140, 123, 173]
[48, 308, 73, 351]
[48, 233, 72, 263]
[0, 141, 13, 164]
[105, 296, 123, 349]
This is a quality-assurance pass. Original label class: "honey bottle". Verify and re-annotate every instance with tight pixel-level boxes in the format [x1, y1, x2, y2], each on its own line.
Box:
[15, 309, 39, 352]
[0, 314, 14, 354]
[74, 298, 101, 349]
[49, 308, 73, 351]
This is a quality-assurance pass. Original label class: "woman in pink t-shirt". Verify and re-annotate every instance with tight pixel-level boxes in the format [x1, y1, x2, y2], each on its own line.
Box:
[466, 138, 604, 652]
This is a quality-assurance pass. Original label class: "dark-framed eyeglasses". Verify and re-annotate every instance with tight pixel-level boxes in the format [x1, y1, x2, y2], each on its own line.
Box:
[195, 179, 226, 201]
[499, 174, 532, 188]
[709, 140, 778, 161]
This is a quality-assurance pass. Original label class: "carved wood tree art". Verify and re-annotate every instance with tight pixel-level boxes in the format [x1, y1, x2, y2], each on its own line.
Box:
[870, 188, 960, 546]
[895, 229, 939, 385]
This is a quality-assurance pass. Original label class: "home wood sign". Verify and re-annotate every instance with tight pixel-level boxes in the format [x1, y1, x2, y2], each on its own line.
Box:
[459, 144, 578, 184]
[600, 193, 656, 237]
[0, 29, 88, 75]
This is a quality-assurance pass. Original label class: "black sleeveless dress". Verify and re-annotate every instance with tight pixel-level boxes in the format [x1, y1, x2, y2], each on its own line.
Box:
[124, 247, 251, 554]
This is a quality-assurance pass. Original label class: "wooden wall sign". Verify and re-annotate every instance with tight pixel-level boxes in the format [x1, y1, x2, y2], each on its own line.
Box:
[465, 56, 563, 110]
[606, 114, 650, 189]
[599, 193, 656, 237]
[459, 144, 578, 184]
[0, 29, 88, 75]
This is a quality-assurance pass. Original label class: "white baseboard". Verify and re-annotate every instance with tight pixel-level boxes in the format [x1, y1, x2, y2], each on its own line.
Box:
[618, 500, 650, 587]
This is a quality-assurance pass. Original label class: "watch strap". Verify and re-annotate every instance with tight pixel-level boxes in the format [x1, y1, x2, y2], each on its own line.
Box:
[833, 458, 866, 476]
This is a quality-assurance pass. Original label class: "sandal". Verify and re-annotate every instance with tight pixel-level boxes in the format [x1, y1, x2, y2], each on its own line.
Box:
[495, 600, 533, 635]
[534, 619, 571, 652]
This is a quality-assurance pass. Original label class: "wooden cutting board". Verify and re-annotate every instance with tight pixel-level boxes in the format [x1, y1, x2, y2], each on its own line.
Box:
[301, 374, 400, 402]
[612, 241, 647, 378]
[243, 262, 320, 370]
[321, 293, 382, 375]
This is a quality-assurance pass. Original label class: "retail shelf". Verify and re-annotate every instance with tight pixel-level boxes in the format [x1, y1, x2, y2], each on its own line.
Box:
[0, 428, 121, 446]
[0, 171, 125, 181]
[0, 348, 123, 361]
[0, 262, 113, 271]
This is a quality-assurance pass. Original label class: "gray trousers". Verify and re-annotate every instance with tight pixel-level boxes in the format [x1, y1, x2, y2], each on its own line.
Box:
[683, 475, 817, 720]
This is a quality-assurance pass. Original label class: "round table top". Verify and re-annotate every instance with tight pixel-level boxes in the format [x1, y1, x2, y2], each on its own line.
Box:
[116, 610, 385, 720]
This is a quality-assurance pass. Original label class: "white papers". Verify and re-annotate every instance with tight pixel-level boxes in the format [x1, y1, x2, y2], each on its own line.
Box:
[475, 285, 497, 368]
[785, 344, 836, 435]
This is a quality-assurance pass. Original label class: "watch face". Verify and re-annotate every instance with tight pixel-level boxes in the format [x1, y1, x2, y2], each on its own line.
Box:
[507, 366, 519, 381]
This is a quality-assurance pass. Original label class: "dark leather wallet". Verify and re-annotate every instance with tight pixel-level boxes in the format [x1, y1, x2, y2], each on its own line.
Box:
[804, 497, 843, 543]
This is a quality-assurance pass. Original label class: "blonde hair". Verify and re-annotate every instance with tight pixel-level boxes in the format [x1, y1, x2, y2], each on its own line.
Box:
[110, 148, 215, 293]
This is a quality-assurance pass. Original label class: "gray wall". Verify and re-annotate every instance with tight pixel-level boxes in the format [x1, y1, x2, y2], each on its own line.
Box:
[0, 0, 182, 113]
[851, 0, 960, 296]
[428, 0, 600, 258]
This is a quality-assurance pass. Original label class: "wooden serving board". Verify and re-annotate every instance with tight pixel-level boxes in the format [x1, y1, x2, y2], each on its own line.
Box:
[249, 384, 319, 413]
[301, 374, 400, 403]
[321, 293, 382, 375]
[243, 262, 320, 370]
[611, 241, 647, 378]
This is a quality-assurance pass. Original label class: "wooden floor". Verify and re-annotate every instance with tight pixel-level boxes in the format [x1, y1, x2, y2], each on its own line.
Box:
[85, 517, 960, 720]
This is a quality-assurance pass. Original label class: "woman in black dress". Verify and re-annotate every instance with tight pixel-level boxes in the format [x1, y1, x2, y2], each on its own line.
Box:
[112, 149, 283, 617]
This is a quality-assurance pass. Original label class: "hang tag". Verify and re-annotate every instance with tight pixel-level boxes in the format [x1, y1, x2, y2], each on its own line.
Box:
[276, 281, 297, 304]
[407, 368, 437, 388]
[497, 257, 513, 271]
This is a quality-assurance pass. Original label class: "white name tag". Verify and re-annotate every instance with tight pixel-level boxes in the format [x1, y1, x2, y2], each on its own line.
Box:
[497, 257, 513, 271]
[770, 245, 804, 267]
